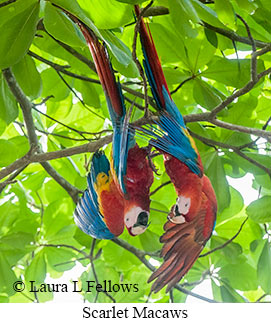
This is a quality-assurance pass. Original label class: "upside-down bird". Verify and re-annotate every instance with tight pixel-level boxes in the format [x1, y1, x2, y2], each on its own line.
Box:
[73, 17, 154, 236]
[134, 5, 217, 292]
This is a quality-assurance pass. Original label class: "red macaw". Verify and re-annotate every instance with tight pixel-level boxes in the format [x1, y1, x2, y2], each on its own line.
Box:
[74, 151, 124, 239]
[134, 5, 217, 292]
[75, 19, 154, 236]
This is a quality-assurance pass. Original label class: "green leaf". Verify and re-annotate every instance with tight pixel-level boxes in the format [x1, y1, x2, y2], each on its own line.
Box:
[169, 0, 199, 39]
[257, 240, 271, 293]
[147, 22, 186, 64]
[211, 236, 243, 264]
[12, 55, 42, 99]
[193, 79, 222, 110]
[204, 28, 218, 48]
[49, 0, 102, 39]
[246, 196, 271, 223]
[0, 254, 17, 296]
[100, 29, 133, 67]
[22, 172, 46, 192]
[202, 151, 230, 212]
[79, 0, 133, 29]
[0, 0, 40, 69]
[191, 0, 225, 28]
[184, 30, 216, 72]
[25, 250, 47, 284]
[0, 232, 35, 266]
[45, 247, 76, 272]
[216, 217, 262, 250]
[220, 285, 246, 302]
[44, 2, 85, 48]
[139, 230, 161, 253]
[0, 139, 18, 167]
[219, 263, 257, 291]
[74, 79, 100, 108]
[202, 57, 265, 88]
[219, 186, 244, 223]
[0, 73, 18, 124]
[41, 68, 70, 102]
[215, 0, 236, 29]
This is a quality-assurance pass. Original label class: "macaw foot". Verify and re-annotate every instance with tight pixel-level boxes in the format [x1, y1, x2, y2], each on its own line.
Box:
[143, 145, 160, 175]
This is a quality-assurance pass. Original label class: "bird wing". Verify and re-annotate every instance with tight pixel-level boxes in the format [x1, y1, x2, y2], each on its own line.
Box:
[74, 151, 124, 239]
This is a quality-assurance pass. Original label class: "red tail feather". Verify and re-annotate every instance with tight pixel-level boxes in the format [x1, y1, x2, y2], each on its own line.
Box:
[135, 5, 170, 108]
[78, 24, 123, 117]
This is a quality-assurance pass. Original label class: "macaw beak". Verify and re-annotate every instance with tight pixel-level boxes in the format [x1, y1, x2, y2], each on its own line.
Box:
[127, 211, 150, 236]
[167, 204, 186, 224]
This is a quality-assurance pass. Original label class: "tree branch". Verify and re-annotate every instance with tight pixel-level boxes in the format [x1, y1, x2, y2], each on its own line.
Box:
[190, 131, 271, 176]
[0, 135, 112, 181]
[2, 68, 81, 203]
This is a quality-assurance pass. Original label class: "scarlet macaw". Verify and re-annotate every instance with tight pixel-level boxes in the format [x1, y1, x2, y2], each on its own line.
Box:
[74, 151, 124, 239]
[134, 6, 217, 292]
[74, 19, 154, 236]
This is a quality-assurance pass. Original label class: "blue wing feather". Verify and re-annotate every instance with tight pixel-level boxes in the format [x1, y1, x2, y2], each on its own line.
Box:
[107, 82, 135, 195]
[134, 110, 202, 176]
[73, 152, 115, 240]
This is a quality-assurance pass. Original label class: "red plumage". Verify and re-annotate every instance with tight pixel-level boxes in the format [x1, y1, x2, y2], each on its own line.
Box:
[99, 180, 124, 237]
[148, 175, 217, 293]
[125, 144, 154, 212]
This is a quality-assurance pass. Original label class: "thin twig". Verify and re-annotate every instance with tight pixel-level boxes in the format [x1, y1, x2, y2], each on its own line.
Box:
[190, 131, 271, 177]
[171, 76, 194, 95]
[0, 165, 27, 193]
[150, 181, 171, 196]
[0, 0, 16, 8]
[89, 239, 116, 303]
[200, 217, 248, 257]
[236, 15, 257, 82]
[39, 243, 88, 257]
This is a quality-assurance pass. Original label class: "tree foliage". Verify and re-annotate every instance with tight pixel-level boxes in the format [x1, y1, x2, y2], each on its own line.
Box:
[0, 0, 271, 303]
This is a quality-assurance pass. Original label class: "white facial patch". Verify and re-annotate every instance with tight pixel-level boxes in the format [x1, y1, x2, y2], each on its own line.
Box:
[177, 196, 191, 215]
[124, 206, 144, 228]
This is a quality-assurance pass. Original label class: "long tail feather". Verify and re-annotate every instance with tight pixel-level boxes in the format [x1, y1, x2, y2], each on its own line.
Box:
[135, 5, 170, 111]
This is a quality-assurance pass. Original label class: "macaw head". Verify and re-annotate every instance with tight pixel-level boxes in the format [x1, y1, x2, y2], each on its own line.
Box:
[124, 206, 150, 236]
[168, 190, 202, 224]
[167, 198, 188, 224]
